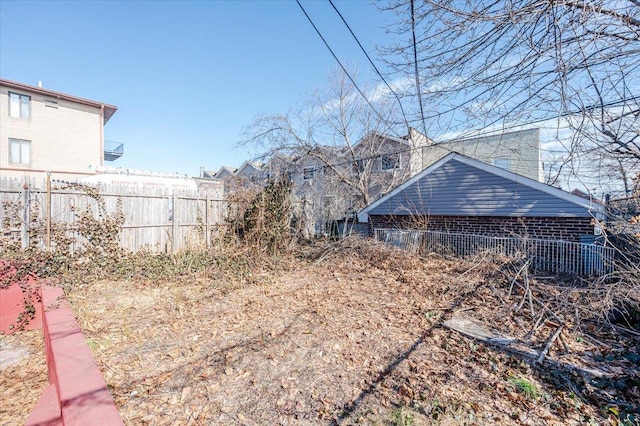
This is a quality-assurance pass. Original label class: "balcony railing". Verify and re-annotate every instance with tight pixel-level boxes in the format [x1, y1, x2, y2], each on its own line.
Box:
[104, 140, 124, 161]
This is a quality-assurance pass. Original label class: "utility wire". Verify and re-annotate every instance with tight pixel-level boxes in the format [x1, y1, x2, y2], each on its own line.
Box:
[296, 0, 391, 128]
[410, 0, 428, 137]
[327, 0, 410, 133]
[293, 1, 634, 180]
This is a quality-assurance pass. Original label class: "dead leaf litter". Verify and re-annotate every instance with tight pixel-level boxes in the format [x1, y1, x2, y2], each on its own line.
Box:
[53, 241, 640, 425]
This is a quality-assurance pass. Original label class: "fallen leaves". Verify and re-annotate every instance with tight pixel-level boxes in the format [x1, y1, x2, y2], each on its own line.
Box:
[8, 241, 626, 425]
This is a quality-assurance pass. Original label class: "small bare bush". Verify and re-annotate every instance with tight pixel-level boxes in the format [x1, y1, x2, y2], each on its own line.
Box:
[225, 179, 298, 257]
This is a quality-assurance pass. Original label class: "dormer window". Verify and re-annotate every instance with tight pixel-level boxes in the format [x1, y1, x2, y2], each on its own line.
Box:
[8, 92, 30, 119]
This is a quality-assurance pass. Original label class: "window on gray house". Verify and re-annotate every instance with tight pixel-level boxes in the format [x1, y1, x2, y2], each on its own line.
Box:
[9, 138, 31, 164]
[493, 157, 511, 171]
[9, 92, 31, 119]
[303, 167, 315, 179]
[353, 159, 364, 173]
[381, 153, 400, 170]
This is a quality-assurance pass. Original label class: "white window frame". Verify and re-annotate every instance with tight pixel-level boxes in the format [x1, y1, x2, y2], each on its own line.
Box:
[8, 92, 31, 119]
[9, 138, 31, 165]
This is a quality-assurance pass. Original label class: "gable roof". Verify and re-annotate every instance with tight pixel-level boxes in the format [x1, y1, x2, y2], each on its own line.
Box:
[235, 160, 263, 176]
[214, 166, 237, 178]
[358, 152, 603, 222]
[351, 131, 409, 150]
[1, 78, 118, 123]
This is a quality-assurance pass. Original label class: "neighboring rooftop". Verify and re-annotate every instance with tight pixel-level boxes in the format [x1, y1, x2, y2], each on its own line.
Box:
[0, 78, 118, 123]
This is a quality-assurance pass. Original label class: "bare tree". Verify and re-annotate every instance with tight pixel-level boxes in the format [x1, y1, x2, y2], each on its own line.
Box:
[382, 0, 640, 193]
[242, 68, 422, 236]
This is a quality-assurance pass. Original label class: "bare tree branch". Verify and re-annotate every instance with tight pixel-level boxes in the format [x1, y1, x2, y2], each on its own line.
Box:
[382, 0, 640, 191]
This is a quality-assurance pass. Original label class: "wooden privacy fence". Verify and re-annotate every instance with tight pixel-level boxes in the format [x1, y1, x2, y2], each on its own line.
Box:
[0, 178, 228, 253]
[374, 228, 616, 277]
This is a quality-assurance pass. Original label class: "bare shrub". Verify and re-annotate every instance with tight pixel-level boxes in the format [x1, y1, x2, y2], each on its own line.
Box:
[225, 179, 298, 257]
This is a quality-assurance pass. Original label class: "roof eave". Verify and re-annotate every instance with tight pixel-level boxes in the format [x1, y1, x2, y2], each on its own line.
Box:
[1, 78, 118, 124]
[358, 152, 604, 222]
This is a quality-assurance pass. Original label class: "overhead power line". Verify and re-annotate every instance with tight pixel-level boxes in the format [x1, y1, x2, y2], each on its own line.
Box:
[295, 0, 392, 130]
[327, 0, 410, 132]
[410, 0, 428, 137]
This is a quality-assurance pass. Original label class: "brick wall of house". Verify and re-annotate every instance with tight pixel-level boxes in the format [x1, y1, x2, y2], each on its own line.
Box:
[368, 215, 594, 242]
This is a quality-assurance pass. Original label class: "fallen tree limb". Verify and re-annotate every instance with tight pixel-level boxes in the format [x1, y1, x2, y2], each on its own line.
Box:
[443, 316, 611, 379]
[536, 325, 564, 364]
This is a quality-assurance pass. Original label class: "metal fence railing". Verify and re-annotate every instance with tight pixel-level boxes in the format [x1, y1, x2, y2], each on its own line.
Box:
[374, 228, 616, 277]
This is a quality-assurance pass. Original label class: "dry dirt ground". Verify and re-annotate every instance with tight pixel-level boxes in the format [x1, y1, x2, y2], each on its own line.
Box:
[11, 241, 638, 425]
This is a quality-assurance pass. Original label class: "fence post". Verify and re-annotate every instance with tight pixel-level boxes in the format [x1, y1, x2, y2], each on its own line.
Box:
[205, 194, 211, 248]
[46, 172, 52, 249]
[21, 182, 30, 249]
[172, 193, 178, 253]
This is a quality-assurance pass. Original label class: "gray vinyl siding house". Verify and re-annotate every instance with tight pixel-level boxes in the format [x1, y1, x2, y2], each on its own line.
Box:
[358, 153, 603, 242]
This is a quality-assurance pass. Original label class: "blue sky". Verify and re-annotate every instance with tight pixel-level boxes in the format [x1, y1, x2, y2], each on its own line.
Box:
[0, 0, 395, 176]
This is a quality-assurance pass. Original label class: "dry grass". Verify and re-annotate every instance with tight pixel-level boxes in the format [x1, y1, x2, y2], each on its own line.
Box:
[64, 238, 639, 425]
[0, 329, 48, 424]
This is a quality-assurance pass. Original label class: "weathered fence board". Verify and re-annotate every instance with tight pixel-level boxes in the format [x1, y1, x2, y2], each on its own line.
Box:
[0, 179, 228, 253]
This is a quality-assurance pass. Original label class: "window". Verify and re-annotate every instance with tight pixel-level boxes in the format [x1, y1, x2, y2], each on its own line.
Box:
[353, 159, 364, 173]
[286, 172, 294, 182]
[381, 153, 400, 170]
[493, 157, 511, 171]
[45, 99, 59, 109]
[9, 138, 31, 164]
[9, 92, 30, 119]
[303, 167, 315, 180]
